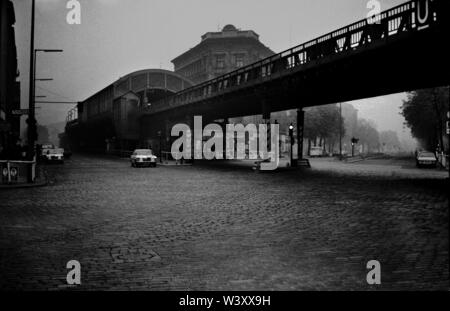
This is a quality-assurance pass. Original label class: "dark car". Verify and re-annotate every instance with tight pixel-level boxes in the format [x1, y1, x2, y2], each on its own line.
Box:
[63, 148, 73, 160]
[416, 151, 437, 168]
[44, 148, 65, 164]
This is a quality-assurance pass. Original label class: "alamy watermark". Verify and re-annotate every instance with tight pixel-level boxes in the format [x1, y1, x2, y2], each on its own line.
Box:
[366, 260, 381, 285]
[66, 260, 81, 285]
[171, 116, 280, 170]
[366, 0, 381, 25]
[66, 0, 81, 25]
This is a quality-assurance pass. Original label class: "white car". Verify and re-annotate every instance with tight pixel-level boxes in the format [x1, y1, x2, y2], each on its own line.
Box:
[416, 151, 437, 168]
[44, 148, 65, 164]
[130, 149, 157, 168]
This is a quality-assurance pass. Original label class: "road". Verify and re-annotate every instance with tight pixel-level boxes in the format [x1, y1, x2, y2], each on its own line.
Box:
[0, 154, 448, 290]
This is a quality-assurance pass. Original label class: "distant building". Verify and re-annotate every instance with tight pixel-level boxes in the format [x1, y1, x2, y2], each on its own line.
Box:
[172, 24, 274, 84]
[66, 69, 194, 152]
[0, 0, 20, 158]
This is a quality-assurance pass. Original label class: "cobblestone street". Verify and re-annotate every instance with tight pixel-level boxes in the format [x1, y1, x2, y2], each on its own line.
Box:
[0, 154, 448, 290]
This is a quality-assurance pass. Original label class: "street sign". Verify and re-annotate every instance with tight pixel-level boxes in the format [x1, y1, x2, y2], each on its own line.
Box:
[11, 109, 30, 116]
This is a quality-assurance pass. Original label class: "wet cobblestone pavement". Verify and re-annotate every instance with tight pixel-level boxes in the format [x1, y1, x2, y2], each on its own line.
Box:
[0, 154, 448, 290]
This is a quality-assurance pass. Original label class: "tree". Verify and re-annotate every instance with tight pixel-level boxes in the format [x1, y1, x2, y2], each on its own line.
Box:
[379, 130, 401, 153]
[401, 87, 449, 152]
[304, 104, 345, 154]
[356, 118, 380, 154]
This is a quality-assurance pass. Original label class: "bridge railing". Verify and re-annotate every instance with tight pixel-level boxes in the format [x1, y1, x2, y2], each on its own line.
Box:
[147, 0, 443, 114]
[66, 106, 78, 123]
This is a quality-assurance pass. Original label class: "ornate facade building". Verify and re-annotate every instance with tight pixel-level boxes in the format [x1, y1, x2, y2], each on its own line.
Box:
[172, 24, 274, 85]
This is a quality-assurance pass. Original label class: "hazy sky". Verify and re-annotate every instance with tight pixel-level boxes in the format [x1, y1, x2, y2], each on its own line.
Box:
[11, 0, 413, 143]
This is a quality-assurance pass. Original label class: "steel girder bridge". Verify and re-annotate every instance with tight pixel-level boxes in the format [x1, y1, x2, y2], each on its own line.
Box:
[142, 0, 449, 123]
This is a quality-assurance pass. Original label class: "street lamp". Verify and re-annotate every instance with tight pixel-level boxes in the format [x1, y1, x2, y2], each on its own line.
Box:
[26, 0, 64, 182]
[28, 49, 63, 157]
[351, 137, 359, 157]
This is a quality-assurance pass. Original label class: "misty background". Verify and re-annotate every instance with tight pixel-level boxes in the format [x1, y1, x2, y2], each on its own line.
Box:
[11, 0, 416, 150]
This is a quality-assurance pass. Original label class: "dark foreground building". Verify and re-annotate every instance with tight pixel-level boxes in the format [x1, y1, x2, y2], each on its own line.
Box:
[0, 0, 20, 158]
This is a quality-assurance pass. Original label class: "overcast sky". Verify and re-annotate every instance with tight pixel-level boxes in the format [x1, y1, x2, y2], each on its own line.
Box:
[11, 0, 414, 144]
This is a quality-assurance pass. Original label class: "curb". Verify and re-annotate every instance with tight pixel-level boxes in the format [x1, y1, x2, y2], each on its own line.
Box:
[158, 162, 193, 166]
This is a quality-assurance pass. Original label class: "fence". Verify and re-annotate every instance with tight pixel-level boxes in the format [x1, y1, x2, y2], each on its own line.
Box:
[0, 160, 36, 184]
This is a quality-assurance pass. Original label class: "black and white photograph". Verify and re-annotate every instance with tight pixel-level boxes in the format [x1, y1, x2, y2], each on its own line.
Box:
[0, 0, 449, 297]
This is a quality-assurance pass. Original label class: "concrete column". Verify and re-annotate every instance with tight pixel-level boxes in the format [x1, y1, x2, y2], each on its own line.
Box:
[297, 108, 305, 161]
[261, 99, 271, 120]
[223, 118, 229, 160]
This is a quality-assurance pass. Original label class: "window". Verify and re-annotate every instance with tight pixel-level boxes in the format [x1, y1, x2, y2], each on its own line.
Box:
[235, 54, 245, 68]
[215, 54, 225, 69]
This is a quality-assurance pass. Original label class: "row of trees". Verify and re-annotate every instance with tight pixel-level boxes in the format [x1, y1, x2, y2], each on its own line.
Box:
[304, 104, 344, 154]
[234, 102, 404, 156]
[401, 87, 449, 152]
[304, 104, 401, 155]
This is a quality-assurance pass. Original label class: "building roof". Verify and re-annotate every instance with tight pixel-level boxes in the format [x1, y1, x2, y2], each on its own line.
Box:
[171, 25, 272, 64]
[81, 69, 194, 103]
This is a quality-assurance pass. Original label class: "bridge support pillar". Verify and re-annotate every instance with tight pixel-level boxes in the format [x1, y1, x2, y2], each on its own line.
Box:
[261, 99, 271, 120]
[297, 108, 305, 161]
[222, 118, 229, 160]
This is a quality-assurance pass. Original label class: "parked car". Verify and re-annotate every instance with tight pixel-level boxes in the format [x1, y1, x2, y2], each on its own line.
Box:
[309, 146, 324, 157]
[44, 148, 65, 164]
[39, 143, 55, 161]
[416, 151, 437, 168]
[130, 149, 157, 167]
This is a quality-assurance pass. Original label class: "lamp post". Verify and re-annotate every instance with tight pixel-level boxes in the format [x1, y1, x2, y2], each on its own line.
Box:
[351, 137, 359, 157]
[157, 130, 162, 163]
[27, 0, 36, 163]
[289, 123, 294, 167]
[26, 0, 63, 182]
[29, 49, 62, 151]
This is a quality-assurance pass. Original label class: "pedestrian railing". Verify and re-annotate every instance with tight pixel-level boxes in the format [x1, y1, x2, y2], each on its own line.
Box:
[0, 160, 36, 184]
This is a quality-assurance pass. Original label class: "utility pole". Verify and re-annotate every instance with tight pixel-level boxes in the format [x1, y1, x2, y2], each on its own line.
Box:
[158, 130, 162, 163]
[26, 0, 36, 183]
[27, 0, 35, 162]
